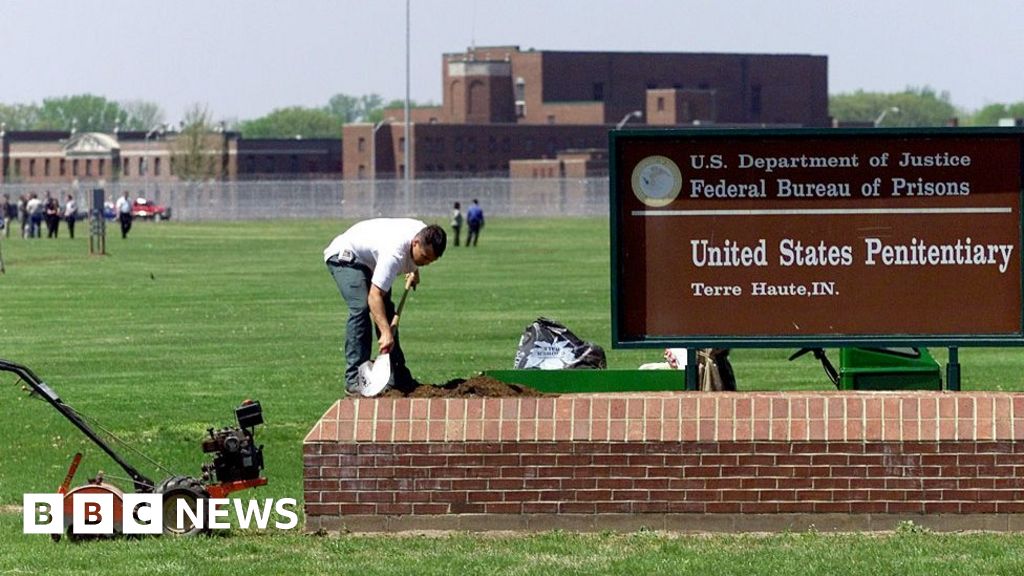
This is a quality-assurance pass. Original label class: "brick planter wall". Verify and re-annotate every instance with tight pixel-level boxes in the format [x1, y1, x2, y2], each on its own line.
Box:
[303, 392, 1024, 533]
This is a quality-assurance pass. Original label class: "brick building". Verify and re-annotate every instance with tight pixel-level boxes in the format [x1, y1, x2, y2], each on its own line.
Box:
[0, 129, 342, 190]
[344, 46, 828, 179]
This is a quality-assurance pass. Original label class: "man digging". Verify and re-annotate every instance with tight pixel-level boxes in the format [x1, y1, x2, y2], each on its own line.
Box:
[324, 219, 447, 395]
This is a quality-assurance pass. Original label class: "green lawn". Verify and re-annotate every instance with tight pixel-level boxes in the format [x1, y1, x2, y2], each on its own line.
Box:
[0, 218, 1022, 574]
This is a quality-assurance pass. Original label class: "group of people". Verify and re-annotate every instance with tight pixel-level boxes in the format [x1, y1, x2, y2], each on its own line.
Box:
[0, 192, 78, 239]
[0, 190, 136, 240]
[323, 198, 486, 395]
[449, 199, 484, 247]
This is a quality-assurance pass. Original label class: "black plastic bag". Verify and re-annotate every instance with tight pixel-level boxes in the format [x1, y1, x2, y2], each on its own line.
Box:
[513, 317, 607, 369]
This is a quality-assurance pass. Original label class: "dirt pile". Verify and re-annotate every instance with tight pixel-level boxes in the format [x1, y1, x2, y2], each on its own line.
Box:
[381, 375, 550, 398]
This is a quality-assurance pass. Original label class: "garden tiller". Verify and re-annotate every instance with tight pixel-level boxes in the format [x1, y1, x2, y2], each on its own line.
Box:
[1, 358, 267, 540]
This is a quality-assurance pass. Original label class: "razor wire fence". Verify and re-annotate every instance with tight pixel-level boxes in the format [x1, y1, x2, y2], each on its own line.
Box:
[0, 178, 611, 221]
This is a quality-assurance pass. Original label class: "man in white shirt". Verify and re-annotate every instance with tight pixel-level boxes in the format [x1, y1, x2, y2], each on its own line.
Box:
[115, 192, 132, 238]
[63, 194, 78, 239]
[324, 218, 447, 393]
[25, 193, 43, 238]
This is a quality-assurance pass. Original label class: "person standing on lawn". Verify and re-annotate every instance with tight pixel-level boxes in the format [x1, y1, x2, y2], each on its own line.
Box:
[63, 194, 78, 239]
[115, 191, 133, 238]
[466, 198, 484, 247]
[450, 201, 463, 247]
[323, 218, 447, 393]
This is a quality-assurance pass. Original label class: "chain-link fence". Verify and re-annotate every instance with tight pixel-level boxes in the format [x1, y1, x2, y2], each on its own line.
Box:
[0, 178, 610, 221]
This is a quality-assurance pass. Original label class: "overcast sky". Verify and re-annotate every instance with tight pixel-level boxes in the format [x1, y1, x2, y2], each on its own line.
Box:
[1, 0, 1022, 123]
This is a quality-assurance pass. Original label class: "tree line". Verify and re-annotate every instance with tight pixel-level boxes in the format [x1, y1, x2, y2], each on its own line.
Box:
[0, 88, 1021, 139]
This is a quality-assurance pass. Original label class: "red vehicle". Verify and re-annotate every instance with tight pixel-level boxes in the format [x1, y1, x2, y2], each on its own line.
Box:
[132, 198, 172, 221]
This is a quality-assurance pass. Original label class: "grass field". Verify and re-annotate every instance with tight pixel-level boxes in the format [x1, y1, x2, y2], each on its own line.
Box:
[1, 217, 1023, 574]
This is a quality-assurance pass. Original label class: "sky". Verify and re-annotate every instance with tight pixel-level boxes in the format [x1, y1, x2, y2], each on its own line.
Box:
[1, 0, 1022, 124]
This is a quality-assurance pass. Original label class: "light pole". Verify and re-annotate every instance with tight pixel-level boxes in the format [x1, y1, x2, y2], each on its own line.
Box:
[404, 0, 411, 195]
[874, 106, 900, 127]
[616, 110, 643, 130]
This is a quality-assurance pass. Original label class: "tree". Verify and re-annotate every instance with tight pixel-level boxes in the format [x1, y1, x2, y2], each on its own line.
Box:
[237, 106, 341, 138]
[325, 93, 384, 123]
[829, 87, 958, 127]
[172, 104, 223, 181]
[119, 100, 165, 131]
[35, 94, 128, 132]
[968, 102, 1024, 126]
[0, 103, 40, 130]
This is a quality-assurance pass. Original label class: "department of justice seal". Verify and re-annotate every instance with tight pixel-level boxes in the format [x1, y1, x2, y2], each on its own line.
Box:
[631, 155, 682, 207]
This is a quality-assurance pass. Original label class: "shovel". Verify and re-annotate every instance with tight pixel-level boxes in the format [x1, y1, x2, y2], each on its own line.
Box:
[356, 277, 413, 397]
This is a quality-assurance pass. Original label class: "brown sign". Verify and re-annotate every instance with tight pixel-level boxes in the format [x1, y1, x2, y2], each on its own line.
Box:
[611, 129, 1024, 346]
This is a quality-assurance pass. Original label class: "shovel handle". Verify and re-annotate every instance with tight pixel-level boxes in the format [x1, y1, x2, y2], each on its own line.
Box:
[391, 277, 413, 328]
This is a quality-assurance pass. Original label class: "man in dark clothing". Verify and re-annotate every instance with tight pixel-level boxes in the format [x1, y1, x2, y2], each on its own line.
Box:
[466, 199, 484, 247]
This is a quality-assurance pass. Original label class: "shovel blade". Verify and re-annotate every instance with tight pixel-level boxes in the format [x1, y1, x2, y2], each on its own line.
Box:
[360, 353, 392, 397]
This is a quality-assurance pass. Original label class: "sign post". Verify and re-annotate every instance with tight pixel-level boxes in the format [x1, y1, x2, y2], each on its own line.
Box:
[89, 188, 106, 256]
[611, 128, 1024, 355]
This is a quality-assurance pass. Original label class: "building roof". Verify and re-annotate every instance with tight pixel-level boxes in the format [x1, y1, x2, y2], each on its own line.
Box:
[63, 132, 120, 156]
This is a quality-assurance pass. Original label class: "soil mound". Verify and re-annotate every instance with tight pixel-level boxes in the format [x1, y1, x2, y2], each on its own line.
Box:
[381, 375, 550, 398]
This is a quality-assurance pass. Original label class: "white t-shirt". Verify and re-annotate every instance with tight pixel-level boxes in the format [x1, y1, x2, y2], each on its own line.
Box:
[116, 196, 132, 214]
[323, 218, 426, 292]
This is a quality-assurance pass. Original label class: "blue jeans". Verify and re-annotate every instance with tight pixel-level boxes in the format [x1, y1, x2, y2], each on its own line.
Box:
[327, 261, 409, 390]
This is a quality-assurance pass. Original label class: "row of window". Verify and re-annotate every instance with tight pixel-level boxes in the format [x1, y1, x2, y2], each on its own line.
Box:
[7, 156, 163, 179]
[5, 154, 336, 180]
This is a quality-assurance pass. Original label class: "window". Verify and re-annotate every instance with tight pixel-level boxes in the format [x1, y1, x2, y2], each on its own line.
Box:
[515, 77, 526, 118]
[657, 97, 665, 112]
[60, 159, 66, 176]
[357, 137, 365, 152]
[547, 115, 555, 125]
[751, 84, 762, 116]
[138, 158, 145, 176]
[29, 159, 35, 177]
[357, 165, 366, 179]
[98, 159, 105, 176]
[123, 157, 130, 176]
[154, 157, 161, 176]
[72, 159, 78, 177]
[85, 159, 92, 176]
[44, 158, 51, 176]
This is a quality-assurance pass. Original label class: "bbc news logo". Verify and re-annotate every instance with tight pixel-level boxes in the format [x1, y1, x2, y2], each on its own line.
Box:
[24, 493, 299, 534]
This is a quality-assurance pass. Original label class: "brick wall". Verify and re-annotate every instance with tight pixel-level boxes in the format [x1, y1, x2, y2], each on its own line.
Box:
[304, 392, 1024, 533]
